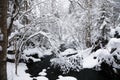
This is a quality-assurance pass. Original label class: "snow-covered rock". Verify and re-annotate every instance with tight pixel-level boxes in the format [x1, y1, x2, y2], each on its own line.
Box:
[35, 76, 48, 80]
[115, 27, 120, 34]
[57, 75, 77, 80]
[39, 69, 47, 76]
[23, 47, 44, 58]
[107, 38, 120, 51]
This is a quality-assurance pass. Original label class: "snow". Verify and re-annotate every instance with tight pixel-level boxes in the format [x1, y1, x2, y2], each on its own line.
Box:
[60, 49, 77, 56]
[7, 36, 120, 80]
[35, 76, 48, 80]
[25, 56, 41, 62]
[77, 48, 92, 58]
[100, 20, 107, 30]
[7, 54, 15, 59]
[23, 47, 52, 60]
[7, 17, 11, 28]
[38, 69, 47, 76]
[107, 38, 120, 51]
[115, 26, 120, 34]
[109, 28, 115, 37]
[82, 38, 120, 68]
[109, 26, 120, 38]
[23, 47, 44, 58]
[26, 31, 50, 41]
[9, 30, 19, 40]
[13, 20, 24, 29]
[6, 0, 120, 79]
[82, 49, 111, 68]
[82, 52, 99, 68]
[7, 62, 77, 80]
[44, 49, 53, 55]
[56, 0, 70, 17]
[7, 62, 33, 80]
[57, 75, 77, 80]
[7, 62, 49, 80]
[7, 46, 14, 51]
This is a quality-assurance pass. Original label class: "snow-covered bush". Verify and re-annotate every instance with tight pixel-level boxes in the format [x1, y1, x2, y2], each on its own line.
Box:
[51, 55, 83, 74]
[50, 36, 120, 73]
[50, 49, 83, 73]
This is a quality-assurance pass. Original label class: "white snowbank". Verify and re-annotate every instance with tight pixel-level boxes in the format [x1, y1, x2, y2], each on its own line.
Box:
[7, 62, 33, 80]
[39, 69, 47, 76]
[23, 47, 44, 57]
[83, 38, 120, 68]
[109, 27, 120, 37]
[115, 27, 120, 34]
[7, 54, 15, 59]
[83, 48, 111, 68]
[35, 76, 49, 80]
[7, 46, 14, 51]
[23, 47, 52, 58]
[23, 47, 52, 62]
[82, 52, 99, 68]
[77, 48, 92, 58]
[57, 75, 77, 80]
[107, 38, 120, 51]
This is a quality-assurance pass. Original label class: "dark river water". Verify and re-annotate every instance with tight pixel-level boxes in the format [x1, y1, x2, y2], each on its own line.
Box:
[26, 55, 120, 80]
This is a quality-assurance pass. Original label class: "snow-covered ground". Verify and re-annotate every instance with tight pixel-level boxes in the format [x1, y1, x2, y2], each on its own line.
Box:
[7, 62, 77, 80]
[7, 62, 33, 80]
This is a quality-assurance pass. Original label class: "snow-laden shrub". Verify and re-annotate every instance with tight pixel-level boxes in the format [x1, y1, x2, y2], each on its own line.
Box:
[90, 38, 120, 69]
[51, 54, 83, 74]
[51, 38, 120, 73]
[109, 26, 120, 38]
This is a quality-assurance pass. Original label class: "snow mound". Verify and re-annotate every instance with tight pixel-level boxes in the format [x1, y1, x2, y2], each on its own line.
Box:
[23, 47, 44, 58]
[23, 47, 52, 61]
[83, 49, 110, 68]
[57, 75, 77, 80]
[109, 27, 120, 37]
[7, 54, 15, 59]
[107, 38, 120, 52]
[35, 76, 48, 80]
[115, 27, 120, 34]
[39, 69, 47, 76]
[7, 62, 33, 80]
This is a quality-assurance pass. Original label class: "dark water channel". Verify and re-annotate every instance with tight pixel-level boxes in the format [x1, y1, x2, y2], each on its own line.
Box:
[26, 55, 120, 80]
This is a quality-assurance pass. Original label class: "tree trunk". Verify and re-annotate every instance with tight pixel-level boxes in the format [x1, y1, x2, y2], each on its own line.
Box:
[0, 0, 8, 80]
[85, 0, 92, 48]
